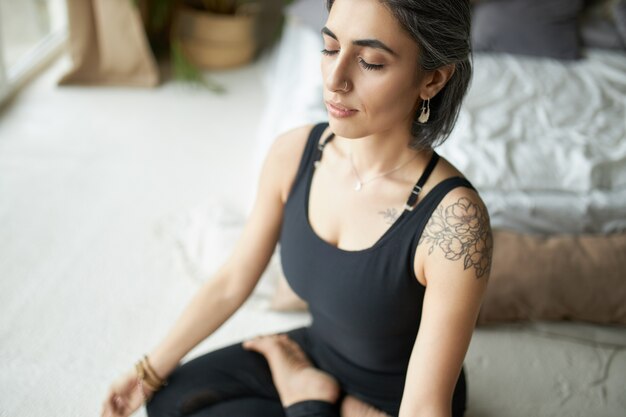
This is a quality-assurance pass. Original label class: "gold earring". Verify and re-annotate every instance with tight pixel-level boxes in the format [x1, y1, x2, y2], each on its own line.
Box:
[418, 98, 430, 123]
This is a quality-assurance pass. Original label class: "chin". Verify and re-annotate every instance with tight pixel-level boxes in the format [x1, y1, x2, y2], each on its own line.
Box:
[327, 118, 366, 139]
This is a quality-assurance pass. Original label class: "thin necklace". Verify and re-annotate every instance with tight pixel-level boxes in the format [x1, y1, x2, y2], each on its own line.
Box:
[349, 147, 420, 191]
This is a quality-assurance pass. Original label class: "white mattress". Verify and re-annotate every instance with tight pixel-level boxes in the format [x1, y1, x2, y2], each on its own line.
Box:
[256, 16, 626, 234]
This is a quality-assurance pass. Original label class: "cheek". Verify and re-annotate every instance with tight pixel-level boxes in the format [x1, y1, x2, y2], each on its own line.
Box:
[360, 76, 416, 114]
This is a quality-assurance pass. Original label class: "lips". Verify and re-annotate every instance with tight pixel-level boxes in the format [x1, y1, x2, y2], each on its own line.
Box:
[326, 101, 357, 112]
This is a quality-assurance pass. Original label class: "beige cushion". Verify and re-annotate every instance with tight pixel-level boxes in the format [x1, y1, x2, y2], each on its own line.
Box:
[477, 229, 626, 325]
[58, 0, 159, 87]
[270, 230, 626, 325]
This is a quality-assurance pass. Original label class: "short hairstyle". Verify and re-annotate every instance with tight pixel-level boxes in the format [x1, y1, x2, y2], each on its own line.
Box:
[325, 0, 473, 150]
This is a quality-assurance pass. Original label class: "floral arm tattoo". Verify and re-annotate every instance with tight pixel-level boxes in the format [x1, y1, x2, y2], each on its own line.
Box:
[418, 197, 493, 279]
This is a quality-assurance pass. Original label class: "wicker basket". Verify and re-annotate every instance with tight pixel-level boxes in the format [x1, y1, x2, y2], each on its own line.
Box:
[174, 4, 259, 70]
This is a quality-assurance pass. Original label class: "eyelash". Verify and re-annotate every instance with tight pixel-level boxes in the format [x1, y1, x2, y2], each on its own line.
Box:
[320, 48, 384, 71]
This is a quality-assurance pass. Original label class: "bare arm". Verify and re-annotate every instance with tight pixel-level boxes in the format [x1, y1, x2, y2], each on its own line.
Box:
[398, 189, 493, 417]
[145, 267, 247, 379]
[146, 125, 313, 379]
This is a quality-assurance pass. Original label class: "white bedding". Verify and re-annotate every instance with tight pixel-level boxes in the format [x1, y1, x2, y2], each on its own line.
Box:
[439, 49, 626, 233]
[256, 16, 626, 234]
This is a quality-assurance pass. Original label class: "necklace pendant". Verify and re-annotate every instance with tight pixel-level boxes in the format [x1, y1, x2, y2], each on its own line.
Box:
[354, 181, 362, 191]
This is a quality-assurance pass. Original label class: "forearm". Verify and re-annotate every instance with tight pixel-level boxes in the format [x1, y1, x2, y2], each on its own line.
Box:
[146, 271, 247, 379]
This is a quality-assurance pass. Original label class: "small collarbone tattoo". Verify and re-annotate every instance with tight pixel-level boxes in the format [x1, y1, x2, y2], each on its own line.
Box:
[378, 207, 399, 225]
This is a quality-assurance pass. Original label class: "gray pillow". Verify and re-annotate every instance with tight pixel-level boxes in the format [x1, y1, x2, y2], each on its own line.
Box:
[614, 0, 626, 44]
[471, 0, 585, 60]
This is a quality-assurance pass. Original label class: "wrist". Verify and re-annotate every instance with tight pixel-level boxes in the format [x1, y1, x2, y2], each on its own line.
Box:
[134, 355, 168, 395]
[146, 347, 179, 380]
[137, 377, 155, 402]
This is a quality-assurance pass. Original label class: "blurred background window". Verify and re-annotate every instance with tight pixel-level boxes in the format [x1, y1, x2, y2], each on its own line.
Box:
[0, 0, 67, 103]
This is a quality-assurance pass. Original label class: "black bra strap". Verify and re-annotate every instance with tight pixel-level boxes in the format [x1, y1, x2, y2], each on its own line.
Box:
[404, 151, 440, 212]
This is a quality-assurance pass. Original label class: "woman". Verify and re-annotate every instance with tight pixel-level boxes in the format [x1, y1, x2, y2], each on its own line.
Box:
[100, 0, 492, 416]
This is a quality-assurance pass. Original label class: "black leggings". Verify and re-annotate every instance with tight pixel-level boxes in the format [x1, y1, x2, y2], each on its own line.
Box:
[145, 326, 466, 417]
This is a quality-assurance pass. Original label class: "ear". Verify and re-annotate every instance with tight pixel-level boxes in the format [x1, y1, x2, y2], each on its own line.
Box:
[418, 63, 456, 99]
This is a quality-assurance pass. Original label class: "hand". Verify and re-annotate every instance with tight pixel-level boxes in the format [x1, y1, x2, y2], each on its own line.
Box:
[100, 367, 154, 417]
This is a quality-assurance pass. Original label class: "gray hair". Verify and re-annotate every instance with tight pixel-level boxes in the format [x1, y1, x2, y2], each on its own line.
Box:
[325, 0, 473, 150]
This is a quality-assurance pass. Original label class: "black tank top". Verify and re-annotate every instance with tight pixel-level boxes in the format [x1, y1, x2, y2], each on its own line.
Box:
[279, 122, 477, 374]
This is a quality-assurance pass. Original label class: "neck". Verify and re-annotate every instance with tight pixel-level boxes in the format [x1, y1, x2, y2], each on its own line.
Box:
[337, 127, 425, 178]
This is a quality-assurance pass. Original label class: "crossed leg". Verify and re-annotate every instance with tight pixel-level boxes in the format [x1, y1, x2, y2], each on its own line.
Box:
[243, 333, 392, 417]
[145, 329, 392, 417]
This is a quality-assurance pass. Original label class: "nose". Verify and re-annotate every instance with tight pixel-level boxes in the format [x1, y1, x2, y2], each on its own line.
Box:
[323, 53, 351, 93]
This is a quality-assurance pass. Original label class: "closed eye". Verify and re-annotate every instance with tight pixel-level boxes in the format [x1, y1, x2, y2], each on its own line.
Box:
[320, 49, 384, 71]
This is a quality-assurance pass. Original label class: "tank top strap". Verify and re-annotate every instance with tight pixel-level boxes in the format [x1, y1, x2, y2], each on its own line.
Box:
[312, 123, 336, 169]
[284, 122, 331, 205]
[291, 122, 332, 188]
[417, 176, 478, 217]
[404, 151, 440, 212]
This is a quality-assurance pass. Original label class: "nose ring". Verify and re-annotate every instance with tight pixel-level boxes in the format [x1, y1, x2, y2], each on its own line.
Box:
[341, 81, 348, 92]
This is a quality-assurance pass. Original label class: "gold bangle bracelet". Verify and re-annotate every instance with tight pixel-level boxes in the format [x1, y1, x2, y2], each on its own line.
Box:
[142, 355, 168, 387]
[140, 366, 163, 390]
[142, 377, 161, 392]
[142, 356, 162, 380]
[134, 361, 145, 380]
[135, 360, 161, 392]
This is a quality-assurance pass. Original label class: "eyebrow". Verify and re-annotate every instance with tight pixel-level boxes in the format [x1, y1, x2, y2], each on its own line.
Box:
[321, 26, 399, 57]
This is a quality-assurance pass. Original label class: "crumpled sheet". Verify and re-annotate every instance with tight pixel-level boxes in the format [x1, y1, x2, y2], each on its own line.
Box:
[438, 49, 626, 233]
[257, 17, 626, 234]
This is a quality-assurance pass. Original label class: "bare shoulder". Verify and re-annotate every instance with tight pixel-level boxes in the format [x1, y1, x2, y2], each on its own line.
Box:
[418, 184, 493, 283]
[264, 124, 317, 204]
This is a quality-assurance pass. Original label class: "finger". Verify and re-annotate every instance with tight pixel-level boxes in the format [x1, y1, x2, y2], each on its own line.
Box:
[113, 394, 128, 410]
[109, 392, 121, 408]
[106, 395, 122, 417]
